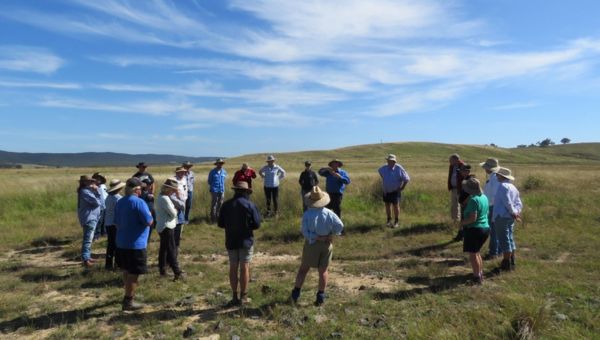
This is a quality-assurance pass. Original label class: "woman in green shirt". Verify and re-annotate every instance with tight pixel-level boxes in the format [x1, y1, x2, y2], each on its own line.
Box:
[460, 177, 490, 284]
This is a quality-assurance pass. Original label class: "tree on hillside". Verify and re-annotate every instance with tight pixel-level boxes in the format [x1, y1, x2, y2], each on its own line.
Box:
[517, 144, 527, 148]
[537, 138, 555, 147]
[560, 137, 571, 144]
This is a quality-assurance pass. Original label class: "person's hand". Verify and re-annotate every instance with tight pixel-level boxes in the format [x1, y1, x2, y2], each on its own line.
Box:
[90, 183, 98, 190]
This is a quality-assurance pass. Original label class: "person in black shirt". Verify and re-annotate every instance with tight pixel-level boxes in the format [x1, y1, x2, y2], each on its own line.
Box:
[218, 181, 261, 306]
[298, 160, 319, 212]
[133, 162, 155, 195]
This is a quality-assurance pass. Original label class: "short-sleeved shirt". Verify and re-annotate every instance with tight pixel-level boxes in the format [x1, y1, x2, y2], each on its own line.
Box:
[115, 195, 153, 249]
[463, 194, 490, 229]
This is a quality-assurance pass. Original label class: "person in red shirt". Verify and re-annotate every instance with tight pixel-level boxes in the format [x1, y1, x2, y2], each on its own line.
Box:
[233, 163, 257, 188]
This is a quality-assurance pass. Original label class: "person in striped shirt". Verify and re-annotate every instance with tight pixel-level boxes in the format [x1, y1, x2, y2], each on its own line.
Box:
[259, 155, 286, 217]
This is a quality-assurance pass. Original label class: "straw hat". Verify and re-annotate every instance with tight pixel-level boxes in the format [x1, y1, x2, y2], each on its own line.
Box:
[480, 158, 500, 172]
[231, 181, 253, 193]
[328, 159, 343, 167]
[175, 166, 187, 173]
[92, 172, 107, 184]
[162, 179, 179, 191]
[79, 175, 95, 183]
[386, 154, 397, 162]
[496, 167, 515, 181]
[107, 179, 125, 193]
[462, 177, 482, 195]
[266, 155, 276, 162]
[214, 158, 225, 165]
[304, 186, 331, 208]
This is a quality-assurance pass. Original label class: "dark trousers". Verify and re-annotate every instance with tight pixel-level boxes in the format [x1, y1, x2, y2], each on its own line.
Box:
[94, 209, 106, 240]
[158, 228, 181, 274]
[105, 225, 117, 269]
[327, 193, 343, 218]
[184, 190, 193, 222]
[174, 224, 182, 248]
[264, 187, 279, 212]
[301, 189, 310, 212]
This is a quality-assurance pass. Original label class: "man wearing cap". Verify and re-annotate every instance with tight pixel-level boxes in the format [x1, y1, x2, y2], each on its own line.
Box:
[92, 172, 108, 240]
[259, 155, 286, 217]
[104, 179, 125, 270]
[233, 163, 257, 188]
[291, 186, 344, 306]
[114, 178, 154, 311]
[298, 160, 319, 212]
[218, 181, 261, 306]
[378, 154, 410, 228]
[447, 154, 465, 223]
[133, 162, 155, 195]
[77, 175, 102, 267]
[182, 161, 195, 224]
[318, 159, 350, 218]
[208, 159, 228, 223]
[480, 158, 501, 260]
[493, 167, 523, 271]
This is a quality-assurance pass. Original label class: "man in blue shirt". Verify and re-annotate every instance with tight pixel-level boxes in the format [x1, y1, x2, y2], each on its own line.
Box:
[115, 177, 154, 311]
[378, 154, 410, 228]
[208, 158, 227, 223]
[318, 159, 350, 218]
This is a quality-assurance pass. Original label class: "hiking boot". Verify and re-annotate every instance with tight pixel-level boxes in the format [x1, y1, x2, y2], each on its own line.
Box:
[122, 297, 144, 311]
[173, 271, 186, 281]
[500, 259, 511, 271]
[290, 288, 301, 304]
[159, 268, 167, 277]
[386, 219, 392, 228]
[393, 220, 399, 229]
[315, 292, 325, 306]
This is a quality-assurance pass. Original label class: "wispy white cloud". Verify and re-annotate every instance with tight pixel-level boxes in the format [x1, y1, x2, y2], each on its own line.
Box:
[490, 102, 541, 111]
[0, 46, 64, 74]
[0, 79, 80, 89]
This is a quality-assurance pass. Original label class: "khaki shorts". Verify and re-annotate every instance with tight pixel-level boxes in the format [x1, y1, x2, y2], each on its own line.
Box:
[228, 245, 254, 263]
[301, 240, 333, 269]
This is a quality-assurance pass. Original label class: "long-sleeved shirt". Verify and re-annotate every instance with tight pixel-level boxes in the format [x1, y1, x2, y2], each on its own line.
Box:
[483, 171, 500, 206]
[156, 194, 178, 233]
[98, 184, 108, 209]
[493, 182, 523, 220]
[319, 168, 351, 194]
[185, 170, 196, 192]
[175, 177, 188, 201]
[208, 168, 227, 193]
[378, 164, 410, 193]
[302, 207, 344, 245]
[104, 193, 122, 226]
[233, 168, 257, 188]
[77, 187, 102, 226]
[218, 194, 261, 250]
[259, 164, 286, 188]
[299, 170, 319, 192]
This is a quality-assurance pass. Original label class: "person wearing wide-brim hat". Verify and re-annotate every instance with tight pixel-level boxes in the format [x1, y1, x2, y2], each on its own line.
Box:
[480, 158, 501, 260]
[156, 179, 185, 281]
[318, 159, 350, 218]
[218, 180, 261, 306]
[92, 172, 109, 240]
[291, 186, 344, 306]
[459, 177, 490, 284]
[104, 179, 125, 270]
[208, 159, 228, 223]
[77, 175, 102, 268]
[378, 154, 410, 228]
[133, 162, 155, 195]
[181, 161, 195, 224]
[493, 167, 522, 271]
[259, 155, 286, 217]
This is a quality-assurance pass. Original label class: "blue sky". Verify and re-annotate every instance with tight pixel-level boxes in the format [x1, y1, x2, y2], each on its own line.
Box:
[1, 0, 599, 157]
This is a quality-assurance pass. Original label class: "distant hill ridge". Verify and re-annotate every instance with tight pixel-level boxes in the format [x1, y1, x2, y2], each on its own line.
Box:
[0, 150, 218, 168]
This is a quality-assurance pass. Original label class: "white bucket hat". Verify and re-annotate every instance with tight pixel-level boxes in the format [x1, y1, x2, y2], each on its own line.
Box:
[266, 155, 276, 162]
[480, 158, 500, 172]
[496, 167, 515, 181]
[386, 154, 397, 162]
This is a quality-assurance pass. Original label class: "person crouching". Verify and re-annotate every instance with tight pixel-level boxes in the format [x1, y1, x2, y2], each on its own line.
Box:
[291, 186, 344, 306]
[156, 180, 185, 281]
[218, 181, 261, 306]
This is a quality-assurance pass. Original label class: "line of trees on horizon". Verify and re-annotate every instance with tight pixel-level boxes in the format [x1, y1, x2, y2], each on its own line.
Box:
[516, 137, 571, 148]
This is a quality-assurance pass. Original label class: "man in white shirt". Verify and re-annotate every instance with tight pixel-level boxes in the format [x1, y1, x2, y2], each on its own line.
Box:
[493, 167, 523, 271]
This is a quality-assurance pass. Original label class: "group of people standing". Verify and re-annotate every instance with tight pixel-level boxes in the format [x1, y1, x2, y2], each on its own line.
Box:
[448, 155, 524, 284]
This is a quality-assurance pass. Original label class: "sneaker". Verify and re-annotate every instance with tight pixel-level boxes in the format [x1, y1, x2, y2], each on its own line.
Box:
[315, 292, 325, 306]
[393, 221, 399, 229]
[386, 219, 392, 227]
[290, 288, 301, 303]
[122, 297, 144, 311]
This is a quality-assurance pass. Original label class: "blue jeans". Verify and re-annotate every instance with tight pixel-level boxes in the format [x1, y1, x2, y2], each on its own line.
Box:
[81, 221, 97, 261]
[495, 216, 516, 253]
[210, 192, 224, 222]
[487, 206, 499, 256]
[184, 190, 193, 222]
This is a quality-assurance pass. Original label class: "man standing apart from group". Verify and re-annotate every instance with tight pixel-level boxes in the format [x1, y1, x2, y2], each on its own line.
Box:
[493, 168, 523, 271]
[378, 154, 410, 228]
[233, 163, 257, 188]
[114, 178, 154, 311]
[319, 159, 350, 218]
[447, 154, 465, 227]
[480, 158, 501, 260]
[259, 155, 286, 217]
[208, 159, 227, 223]
[182, 161, 195, 224]
[298, 160, 319, 212]
[218, 181, 261, 306]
